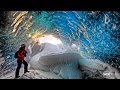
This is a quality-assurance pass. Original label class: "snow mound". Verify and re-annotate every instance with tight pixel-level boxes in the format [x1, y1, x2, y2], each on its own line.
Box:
[29, 42, 120, 79]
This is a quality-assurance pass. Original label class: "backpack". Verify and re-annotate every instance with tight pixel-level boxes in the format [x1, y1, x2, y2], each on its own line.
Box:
[14, 51, 18, 58]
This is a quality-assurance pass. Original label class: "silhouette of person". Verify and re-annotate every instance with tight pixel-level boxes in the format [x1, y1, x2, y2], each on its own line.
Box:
[15, 44, 29, 78]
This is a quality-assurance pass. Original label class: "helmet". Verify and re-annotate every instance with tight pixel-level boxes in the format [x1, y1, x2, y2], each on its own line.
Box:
[21, 44, 25, 48]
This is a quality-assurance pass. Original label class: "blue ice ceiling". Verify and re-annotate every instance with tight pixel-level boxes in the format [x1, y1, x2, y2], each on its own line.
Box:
[33, 11, 120, 61]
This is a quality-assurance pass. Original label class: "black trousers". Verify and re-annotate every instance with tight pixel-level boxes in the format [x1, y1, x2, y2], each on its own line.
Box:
[15, 60, 28, 78]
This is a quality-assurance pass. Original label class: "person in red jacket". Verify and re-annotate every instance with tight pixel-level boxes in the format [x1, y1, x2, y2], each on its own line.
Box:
[15, 44, 29, 78]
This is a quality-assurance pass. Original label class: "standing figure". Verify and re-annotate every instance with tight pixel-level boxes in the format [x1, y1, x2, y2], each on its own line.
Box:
[15, 44, 29, 78]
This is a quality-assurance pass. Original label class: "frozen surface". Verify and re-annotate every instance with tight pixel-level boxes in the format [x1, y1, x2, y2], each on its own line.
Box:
[29, 43, 120, 79]
[1, 42, 120, 79]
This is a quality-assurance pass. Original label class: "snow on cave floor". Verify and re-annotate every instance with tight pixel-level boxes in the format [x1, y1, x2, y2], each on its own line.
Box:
[0, 65, 62, 79]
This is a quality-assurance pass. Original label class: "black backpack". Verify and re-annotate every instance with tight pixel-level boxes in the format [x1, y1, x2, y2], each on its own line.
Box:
[14, 51, 18, 58]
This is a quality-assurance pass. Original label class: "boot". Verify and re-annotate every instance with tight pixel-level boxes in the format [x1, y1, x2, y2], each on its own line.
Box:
[24, 70, 29, 73]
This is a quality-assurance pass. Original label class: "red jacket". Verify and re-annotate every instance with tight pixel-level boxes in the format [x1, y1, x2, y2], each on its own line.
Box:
[17, 48, 27, 61]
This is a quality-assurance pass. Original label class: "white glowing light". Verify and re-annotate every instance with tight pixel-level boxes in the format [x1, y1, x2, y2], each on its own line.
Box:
[38, 35, 62, 45]
[71, 44, 77, 48]
[28, 34, 31, 37]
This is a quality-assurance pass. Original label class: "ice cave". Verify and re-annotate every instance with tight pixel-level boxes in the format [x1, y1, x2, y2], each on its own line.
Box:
[0, 11, 120, 79]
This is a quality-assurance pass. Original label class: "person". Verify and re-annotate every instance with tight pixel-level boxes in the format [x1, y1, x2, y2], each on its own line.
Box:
[15, 44, 29, 78]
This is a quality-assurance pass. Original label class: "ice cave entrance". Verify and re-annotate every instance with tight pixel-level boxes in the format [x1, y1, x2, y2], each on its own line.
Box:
[38, 35, 63, 45]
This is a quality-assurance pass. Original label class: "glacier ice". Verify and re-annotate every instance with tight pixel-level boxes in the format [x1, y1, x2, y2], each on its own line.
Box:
[29, 42, 120, 79]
